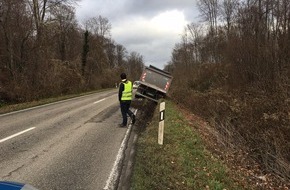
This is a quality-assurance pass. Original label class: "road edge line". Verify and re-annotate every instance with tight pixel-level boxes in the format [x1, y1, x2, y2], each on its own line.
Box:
[103, 109, 138, 190]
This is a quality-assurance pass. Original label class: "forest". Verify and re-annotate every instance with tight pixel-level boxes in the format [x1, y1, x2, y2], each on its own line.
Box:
[166, 0, 289, 185]
[0, 0, 144, 103]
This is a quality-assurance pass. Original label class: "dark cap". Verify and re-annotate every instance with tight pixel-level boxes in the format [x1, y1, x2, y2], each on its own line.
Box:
[120, 73, 127, 79]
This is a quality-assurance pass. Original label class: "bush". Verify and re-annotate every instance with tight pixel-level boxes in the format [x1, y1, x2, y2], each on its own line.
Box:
[170, 63, 290, 182]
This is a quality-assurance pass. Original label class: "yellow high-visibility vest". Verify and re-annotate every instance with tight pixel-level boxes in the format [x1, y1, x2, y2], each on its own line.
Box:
[121, 81, 132, 101]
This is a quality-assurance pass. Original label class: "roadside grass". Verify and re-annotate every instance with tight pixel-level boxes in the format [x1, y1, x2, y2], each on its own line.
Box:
[0, 88, 115, 114]
[131, 100, 246, 190]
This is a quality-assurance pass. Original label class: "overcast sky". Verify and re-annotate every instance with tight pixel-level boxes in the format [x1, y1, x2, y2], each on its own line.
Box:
[76, 0, 200, 69]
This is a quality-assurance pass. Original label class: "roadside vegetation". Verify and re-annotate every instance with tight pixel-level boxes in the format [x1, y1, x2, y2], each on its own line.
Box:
[131, 100, 247, 190]
[163, 0, 289, 188]
[131, 99, 289, 189]
[0, 1, 143, 104]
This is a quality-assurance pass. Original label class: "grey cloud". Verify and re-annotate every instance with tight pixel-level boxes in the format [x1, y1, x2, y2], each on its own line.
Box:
[123, 34, 179, 68]
[77, 0, 198, 21]
[76, 0, 200, 69]
[125, 0, 197, 16]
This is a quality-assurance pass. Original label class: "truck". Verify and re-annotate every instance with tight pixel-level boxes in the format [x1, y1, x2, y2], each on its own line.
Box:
[135, 65, 173, 102]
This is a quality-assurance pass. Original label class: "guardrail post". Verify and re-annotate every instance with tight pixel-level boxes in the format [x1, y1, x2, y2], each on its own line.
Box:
[158, 102, 165, 145]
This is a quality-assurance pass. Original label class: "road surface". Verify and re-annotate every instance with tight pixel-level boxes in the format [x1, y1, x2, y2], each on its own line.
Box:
[0, 89, 129, 190]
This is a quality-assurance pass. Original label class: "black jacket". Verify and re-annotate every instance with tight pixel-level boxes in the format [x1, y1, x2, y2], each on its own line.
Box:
[118, 81, 125, 101]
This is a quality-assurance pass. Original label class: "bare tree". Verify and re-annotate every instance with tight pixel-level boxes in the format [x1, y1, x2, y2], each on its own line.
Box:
[116, 44, 127, 67]
[126, 52, 144, 80]
[0, 0, 33, 77]
[186, 23, 204, 63]
[197, 0, 220, 63]
[105, 39, 117, 69]
[219, 0, 238, 36]
[50, 4, 77, 61]
[0, 0, 145, 103]
[85, 15, 111, 38]
[81, 30, 89, 77]
[197, 0, 219, 34]
[26, 0, 78, 35]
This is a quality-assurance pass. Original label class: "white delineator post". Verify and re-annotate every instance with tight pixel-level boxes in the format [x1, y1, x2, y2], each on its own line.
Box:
[158, 102, 165, 145]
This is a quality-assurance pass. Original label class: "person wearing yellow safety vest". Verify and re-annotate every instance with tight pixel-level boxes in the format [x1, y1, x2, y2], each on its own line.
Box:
[118, 73, 136, 127]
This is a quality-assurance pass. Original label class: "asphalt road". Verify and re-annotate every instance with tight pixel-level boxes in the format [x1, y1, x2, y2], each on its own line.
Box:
[0, 89, 130, 190]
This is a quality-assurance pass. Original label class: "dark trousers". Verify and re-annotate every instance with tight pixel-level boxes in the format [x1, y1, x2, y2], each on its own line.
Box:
[120, 101, 134, 125]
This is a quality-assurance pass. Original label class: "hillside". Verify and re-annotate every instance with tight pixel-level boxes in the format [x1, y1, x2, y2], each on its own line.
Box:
[168, 63, 290, 185]
[130, 99, 289, 189]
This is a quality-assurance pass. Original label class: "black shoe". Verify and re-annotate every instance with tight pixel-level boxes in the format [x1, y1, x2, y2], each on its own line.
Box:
[118, 123, 126, 128]
[131, 114, 136, 124]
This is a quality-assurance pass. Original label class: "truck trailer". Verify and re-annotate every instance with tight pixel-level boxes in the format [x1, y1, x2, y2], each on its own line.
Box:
[135, 65, 173, 102]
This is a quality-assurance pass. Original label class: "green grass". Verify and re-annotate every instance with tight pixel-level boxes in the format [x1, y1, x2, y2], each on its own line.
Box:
[131, 100, 246, 190]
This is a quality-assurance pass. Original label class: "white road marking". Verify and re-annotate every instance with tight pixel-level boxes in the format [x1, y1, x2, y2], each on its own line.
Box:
[0, 96, 110, 143]
[93, 98, 106, 104]
[0, 90, 117, 117]
[0, 127, 36, 143]
[104, 109, 138, 190]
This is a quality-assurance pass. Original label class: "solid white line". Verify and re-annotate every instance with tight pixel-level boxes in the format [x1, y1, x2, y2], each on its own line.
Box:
[103, 124, 132, 190]
[93, 98, 106, 104]
[0, 127, 36, 143]
[104, 109, 138, 190]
